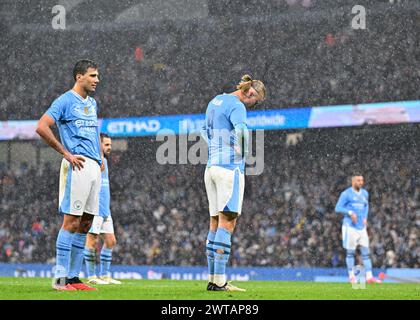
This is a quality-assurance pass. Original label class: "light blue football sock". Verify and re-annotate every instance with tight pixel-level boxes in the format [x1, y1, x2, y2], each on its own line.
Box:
[346, 249, 356, 274]
[83, 248, 97, 278]
[55, 229, 74, 279]
[213, 228, 231, 285]
[100, 247, 113, 277]
[206, 230, 216, 281]
[361, 246, 373, 273]
[68, 233, 87, 279]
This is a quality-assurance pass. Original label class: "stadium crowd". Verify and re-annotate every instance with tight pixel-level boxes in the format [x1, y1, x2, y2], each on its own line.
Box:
[0, 132, 419, 268]
[0, 0, 418, 269]
[1, 5, 418, 120]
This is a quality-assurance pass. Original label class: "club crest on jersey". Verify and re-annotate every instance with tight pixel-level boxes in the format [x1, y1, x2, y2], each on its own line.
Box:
[73, 200, 82, 210]
[73, 104, 95, 117]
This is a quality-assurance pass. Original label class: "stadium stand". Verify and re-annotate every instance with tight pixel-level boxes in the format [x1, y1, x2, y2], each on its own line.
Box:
[0, 0, 418, 269]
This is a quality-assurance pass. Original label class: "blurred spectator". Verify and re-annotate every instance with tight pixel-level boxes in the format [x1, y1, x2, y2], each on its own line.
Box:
[0, 5, 418, 120]
[0, 1, 418, 268]
[0, 129, 419, 268]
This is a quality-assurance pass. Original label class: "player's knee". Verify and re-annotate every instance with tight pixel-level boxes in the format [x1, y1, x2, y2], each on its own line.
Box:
[68, 224, 79, 233]
[78, 221, 93, 233]
[86, 234, 98, 248]
[89, 233, 98, 241]
[105, 238, 116, 248]
[63, 219, 80, 233]
[218, 212, 237, 233]
[209, 216, 219, 231]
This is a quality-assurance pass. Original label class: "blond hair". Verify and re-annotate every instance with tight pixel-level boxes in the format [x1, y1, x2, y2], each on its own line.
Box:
[236, 74, 266, 100]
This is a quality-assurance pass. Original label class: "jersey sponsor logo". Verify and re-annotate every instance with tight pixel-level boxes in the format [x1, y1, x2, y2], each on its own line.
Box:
[107, 120, 161, 135]
[75, 119, 98, 134]
[75, 119, 98, 127]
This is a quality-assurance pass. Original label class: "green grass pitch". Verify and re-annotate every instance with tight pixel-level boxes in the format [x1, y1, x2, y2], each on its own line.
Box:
[0, 277, 418, 300]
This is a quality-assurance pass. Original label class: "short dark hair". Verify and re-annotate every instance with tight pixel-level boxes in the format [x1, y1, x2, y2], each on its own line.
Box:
[100, 133, 110, 141]
[73, 59, 98, 81]
[352, 173, 363, 178]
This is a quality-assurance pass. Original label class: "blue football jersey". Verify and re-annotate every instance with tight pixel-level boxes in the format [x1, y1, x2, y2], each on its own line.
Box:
[203, 93, 247, 173]
[46, 90, 101, 165]
[335, 187, 369, 230]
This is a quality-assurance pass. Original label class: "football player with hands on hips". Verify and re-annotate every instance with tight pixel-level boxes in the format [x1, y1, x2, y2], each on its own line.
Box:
[36, 59, 102, 291]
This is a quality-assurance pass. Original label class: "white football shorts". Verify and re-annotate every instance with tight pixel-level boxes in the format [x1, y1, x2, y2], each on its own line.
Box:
[204, 166, 245, 216]
[89, 215, 114, 234]
[342, 224, 369, 250]
[58, 156, 101, 216]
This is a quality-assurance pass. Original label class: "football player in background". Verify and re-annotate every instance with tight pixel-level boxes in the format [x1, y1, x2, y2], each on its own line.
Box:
[335, 174, 382, 284]
[84, 134, 121, 285]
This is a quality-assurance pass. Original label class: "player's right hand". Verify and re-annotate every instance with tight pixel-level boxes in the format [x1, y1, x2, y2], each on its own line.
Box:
[350, 211, 357, 224]
[64, 152, 85, 171]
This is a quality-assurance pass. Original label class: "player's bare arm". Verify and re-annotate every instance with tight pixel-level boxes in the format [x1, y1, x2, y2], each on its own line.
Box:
[100, 154, 105, 171]
[36, 114, 85, 170]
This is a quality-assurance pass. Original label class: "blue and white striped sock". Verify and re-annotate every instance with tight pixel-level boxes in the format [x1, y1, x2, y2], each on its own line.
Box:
[361, 247, 373, 278]
[55, 229, 74, 279]
[206, 230, 216, 283]
[68, 233, 87, 279]
[346, 249, 356, 277]
[100, 247, 113, 277]
[83, 248, 97, 278]
[213, 228, 231, 287]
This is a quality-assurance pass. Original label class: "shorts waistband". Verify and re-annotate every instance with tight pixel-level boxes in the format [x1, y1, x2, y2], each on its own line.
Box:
[76, 155, 101, 166]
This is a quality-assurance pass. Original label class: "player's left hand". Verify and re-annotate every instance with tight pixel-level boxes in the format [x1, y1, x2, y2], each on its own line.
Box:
[64, 152, 85, 171]
[234, 145, 243, 157]
[363, 218, 367, 226]
[101, 156, 105, 172]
